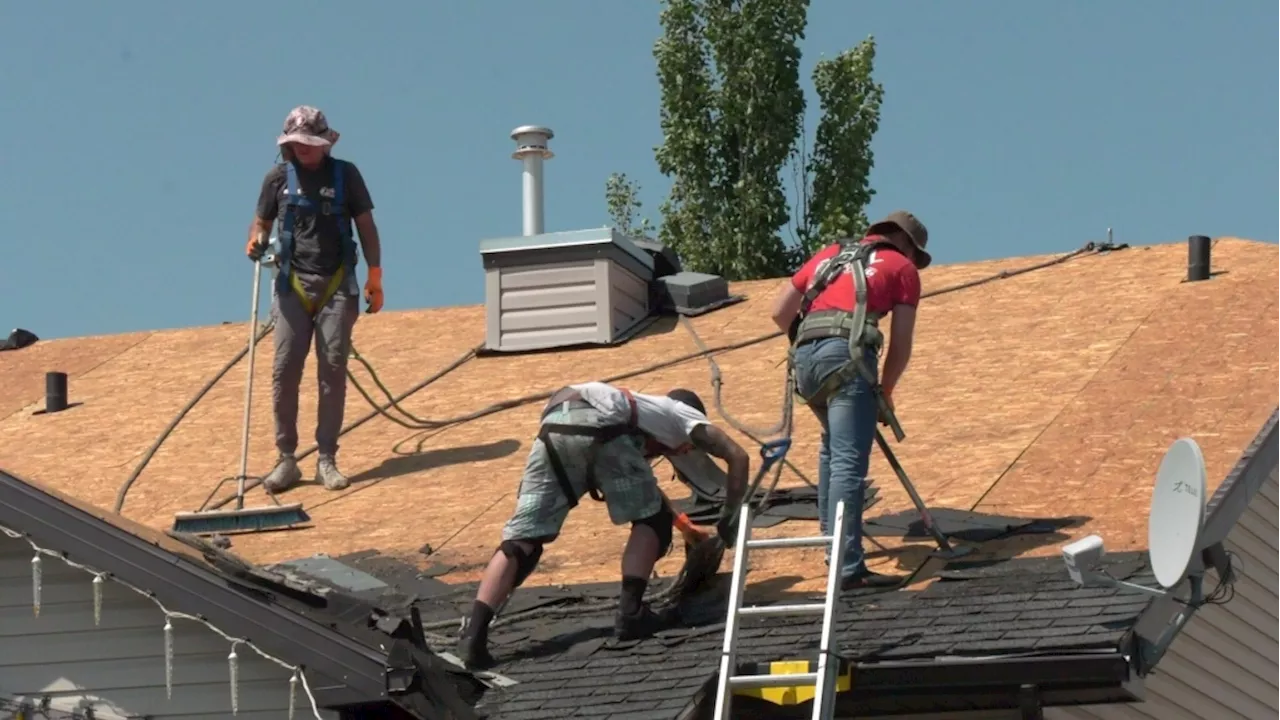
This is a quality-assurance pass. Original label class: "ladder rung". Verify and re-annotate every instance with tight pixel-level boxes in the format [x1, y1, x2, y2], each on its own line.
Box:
[738, 603, 826, 617]
[728, 672, 820, 689]
[746, 536, 831, 549]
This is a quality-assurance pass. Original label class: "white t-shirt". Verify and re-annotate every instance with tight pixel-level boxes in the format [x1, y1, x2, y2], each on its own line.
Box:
[569, 381, 710, 450]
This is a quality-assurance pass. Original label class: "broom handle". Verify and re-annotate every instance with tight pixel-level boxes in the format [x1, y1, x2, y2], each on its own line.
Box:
[236, 259, 263, 510]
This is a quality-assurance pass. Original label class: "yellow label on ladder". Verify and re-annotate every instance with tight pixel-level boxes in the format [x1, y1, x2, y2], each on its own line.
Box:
[732, 659, 853, 706]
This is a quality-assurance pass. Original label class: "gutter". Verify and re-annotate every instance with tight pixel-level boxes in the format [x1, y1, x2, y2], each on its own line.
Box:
[688, 651, 1138, 719]
[0, 469, 391, 708]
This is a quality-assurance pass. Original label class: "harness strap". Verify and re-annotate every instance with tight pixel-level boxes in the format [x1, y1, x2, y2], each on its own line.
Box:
[536, 387, 642, 507]
[289, 267, 347, 317]
[277, 160, 355, 318]
[791, 240, 896, 408]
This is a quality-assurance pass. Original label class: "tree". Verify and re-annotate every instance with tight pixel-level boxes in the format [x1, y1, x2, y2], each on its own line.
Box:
[605, 172, 653, 237]
[789, 38, 884, 265]
[606, 1, 885, 279]
[651, 0, 807, 280]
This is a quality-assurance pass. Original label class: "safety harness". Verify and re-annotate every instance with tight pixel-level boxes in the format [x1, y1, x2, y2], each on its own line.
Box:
[274, 159, 358, 316]
[788, 239, 898, 408]
[537, 386, 646, 508]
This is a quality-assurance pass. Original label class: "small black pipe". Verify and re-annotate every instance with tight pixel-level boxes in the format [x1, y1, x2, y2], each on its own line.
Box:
[1187, 235, 1211, 281]
[45, 371, 68, 413]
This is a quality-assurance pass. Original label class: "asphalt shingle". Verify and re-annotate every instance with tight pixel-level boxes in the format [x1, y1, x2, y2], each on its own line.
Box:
[425, 552, 1156, 719]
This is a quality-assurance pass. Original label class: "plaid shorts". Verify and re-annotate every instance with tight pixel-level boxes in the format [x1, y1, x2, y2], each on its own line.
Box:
[501, 406, 663, 542]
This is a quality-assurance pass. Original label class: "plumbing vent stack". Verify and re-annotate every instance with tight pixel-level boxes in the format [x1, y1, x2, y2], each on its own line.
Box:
[45, 371, 68, 413]
[1187, 235, 1211, 282]
[510, 126, 554, 237]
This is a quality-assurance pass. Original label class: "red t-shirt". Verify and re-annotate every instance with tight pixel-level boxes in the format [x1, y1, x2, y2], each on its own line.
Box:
[790, 236, 922, 315]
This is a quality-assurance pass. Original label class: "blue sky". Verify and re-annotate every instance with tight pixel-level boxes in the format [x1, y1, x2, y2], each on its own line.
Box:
[2, 1, 1274, 340]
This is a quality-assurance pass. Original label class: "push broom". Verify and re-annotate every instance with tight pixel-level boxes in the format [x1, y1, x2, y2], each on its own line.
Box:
[172, 254, 310, 535]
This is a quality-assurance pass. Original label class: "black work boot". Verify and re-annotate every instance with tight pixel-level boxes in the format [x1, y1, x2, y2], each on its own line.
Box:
[456, 617, 497, 670]
[615, 603, 679, 641]
[840, 569, 902, 591]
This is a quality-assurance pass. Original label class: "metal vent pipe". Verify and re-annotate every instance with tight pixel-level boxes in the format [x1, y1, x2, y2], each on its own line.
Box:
[510, 126, 554, 237]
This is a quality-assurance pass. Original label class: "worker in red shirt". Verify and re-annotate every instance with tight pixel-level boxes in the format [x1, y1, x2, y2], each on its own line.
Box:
[769, 210, 930, 590]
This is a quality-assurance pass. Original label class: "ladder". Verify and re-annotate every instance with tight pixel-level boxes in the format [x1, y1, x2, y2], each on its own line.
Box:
[712, 497, 849, 720]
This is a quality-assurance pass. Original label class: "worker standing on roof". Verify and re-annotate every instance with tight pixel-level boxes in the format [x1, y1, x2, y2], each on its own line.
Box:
[770, 211, 930, 591]
[245, 106, 384, 493]
[455, 383, 751, 670]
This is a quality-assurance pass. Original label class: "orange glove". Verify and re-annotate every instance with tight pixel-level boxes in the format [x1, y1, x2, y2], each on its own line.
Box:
[674, 511, 710, 545]
[364, 267, 384, 313]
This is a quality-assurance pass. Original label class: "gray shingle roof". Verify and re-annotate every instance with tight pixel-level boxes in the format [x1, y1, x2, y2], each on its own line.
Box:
[384, 551, 1156, 719]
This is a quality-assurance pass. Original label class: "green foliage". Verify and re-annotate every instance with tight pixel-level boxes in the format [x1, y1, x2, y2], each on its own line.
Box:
[651, 0, 807, 280]
[611, 1, 884, 280]
[789, 38, 884, 265]
[604, 172, 653, 236]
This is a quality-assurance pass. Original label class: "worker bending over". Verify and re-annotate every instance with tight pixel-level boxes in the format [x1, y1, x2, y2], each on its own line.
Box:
[245, 106, 385, 493]
[456, 382, 751, 669]
[771, 210, 930, 591]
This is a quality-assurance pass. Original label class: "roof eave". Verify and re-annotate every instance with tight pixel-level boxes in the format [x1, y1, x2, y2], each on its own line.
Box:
[0, 468, 391, 708]
[703, 652, 1139, 718]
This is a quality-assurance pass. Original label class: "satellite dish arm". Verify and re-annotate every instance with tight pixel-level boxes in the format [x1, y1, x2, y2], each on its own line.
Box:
[1130, 574, 1206, 675]
[1074, 567, 1170, 600]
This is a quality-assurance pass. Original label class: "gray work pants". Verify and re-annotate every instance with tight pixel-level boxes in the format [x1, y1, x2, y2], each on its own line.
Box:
[270, 271, 359, 457]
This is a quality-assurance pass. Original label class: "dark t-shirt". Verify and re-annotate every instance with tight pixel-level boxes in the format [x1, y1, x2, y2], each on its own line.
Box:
[255, 157, 375, 277]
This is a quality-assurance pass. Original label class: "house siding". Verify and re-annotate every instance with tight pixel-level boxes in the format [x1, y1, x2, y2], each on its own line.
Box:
[0, 535, 337, 720]
[1045, 465, 1279, 720]
[485, 258, 651, 352]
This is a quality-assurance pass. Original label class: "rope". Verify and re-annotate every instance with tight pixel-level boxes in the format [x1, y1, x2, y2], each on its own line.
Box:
[114, 240, 1125, 640]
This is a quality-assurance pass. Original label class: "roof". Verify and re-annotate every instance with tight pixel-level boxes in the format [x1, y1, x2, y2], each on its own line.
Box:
[1, 236, 1276, 715]
[321, 548, 1152, 719]
[0, 470, 480, 719]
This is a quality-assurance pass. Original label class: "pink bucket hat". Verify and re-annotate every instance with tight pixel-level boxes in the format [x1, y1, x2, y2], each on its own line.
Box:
[276, 105, 340, 148]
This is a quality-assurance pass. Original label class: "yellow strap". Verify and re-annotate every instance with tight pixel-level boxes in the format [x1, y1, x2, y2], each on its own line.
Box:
[289, 266, 346, 317]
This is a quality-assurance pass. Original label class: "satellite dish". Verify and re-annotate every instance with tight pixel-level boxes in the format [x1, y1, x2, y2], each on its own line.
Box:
[1148, 437, 1208, 588]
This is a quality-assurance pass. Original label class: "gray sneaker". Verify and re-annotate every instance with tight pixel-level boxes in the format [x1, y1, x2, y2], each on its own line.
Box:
[316, 454, 350, 491]
[262, 454, 302, 493]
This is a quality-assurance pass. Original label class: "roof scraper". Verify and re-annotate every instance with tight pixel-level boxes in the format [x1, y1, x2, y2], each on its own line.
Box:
[669, 438, 793, 602]
[173, 255, 310, 535]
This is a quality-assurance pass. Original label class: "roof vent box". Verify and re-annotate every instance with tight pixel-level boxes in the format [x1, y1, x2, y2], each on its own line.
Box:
[657, 271, 731, 314]
[480, 228, 656, 353]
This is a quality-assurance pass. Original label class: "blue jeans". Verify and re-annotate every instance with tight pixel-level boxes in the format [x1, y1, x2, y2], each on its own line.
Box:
[792, 336, 879, 580]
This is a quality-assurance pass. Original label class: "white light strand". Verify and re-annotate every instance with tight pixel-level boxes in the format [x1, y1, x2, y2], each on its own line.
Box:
[229, 642, 241, 715]
[1, 524, 323, 720]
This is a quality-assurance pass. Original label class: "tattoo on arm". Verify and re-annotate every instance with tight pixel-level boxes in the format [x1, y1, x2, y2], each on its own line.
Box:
[690, 424, 736, 458]
[690, 424, 750, 503]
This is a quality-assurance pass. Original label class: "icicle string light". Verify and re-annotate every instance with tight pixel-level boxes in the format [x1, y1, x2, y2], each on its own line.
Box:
[31, 552, 42, 617]
[229, 643, 241, 715]
[92, 573, 105, 626]
[164, 618, 174, 699]
[2, 524, 324, 719]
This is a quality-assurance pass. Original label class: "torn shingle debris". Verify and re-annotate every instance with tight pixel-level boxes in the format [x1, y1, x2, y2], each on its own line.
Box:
[277, 550, 1154, 719]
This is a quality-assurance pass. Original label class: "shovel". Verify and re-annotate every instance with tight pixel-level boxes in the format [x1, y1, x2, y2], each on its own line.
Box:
[669, 438, 793, 601]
